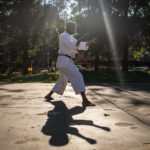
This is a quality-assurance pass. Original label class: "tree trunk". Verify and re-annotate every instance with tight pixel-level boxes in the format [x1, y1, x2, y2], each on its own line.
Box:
[94, 46, 99, 71]
[22, 45, 29, 74]
[122, 3, 129, 72]
[94, 54, 99, 71]
[122, 39, 128, 71]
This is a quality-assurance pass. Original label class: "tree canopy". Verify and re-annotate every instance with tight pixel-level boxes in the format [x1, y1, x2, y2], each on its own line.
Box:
[0, 0, 150, 73]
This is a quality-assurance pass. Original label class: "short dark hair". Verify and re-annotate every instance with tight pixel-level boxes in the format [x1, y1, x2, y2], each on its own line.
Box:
[66, 21, 76, 30]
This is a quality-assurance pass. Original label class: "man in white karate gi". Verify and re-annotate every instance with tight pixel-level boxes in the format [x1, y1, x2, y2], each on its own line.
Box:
[45, 22, 96, 107]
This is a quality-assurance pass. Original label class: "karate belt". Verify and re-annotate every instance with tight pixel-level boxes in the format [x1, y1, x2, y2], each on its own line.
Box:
[59, 54, 75, 62]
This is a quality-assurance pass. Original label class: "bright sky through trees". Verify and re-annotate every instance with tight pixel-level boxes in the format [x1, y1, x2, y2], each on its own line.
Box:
[45, 0, 74, 19]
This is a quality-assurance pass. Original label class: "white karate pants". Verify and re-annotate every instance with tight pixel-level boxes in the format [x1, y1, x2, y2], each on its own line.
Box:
[52, 61, 85, 95]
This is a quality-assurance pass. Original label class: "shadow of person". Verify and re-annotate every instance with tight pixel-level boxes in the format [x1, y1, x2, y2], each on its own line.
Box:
[41, 101, 111, 146]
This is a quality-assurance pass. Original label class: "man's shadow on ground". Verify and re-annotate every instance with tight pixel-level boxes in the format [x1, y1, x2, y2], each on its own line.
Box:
[41, 100, 111, 146]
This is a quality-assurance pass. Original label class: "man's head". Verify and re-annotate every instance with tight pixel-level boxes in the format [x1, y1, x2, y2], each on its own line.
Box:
[66, 21, 76, 34]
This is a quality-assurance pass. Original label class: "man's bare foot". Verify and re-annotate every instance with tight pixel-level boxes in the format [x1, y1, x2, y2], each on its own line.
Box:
[80, 92, 95, 107]
[82, 100, 95, 107]
[45, 94, 53, 101]
[45, 91, 54, 101]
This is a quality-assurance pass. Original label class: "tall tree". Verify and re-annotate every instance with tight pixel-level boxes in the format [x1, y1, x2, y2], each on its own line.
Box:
[0, 0, 65, 74]
[70, 0, 150, 71]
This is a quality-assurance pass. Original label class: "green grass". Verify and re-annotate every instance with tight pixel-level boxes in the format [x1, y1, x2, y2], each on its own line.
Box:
[0, 70, 150, 83]
[81, 70, 150, 83]
[0, 72, 59, 83]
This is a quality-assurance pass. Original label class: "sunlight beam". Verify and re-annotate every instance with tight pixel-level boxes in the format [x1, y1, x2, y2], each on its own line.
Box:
[98, 0, 124, 85]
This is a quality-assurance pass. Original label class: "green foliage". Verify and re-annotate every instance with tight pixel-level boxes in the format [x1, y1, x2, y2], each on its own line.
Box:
[71, 0, 150, 71]
[0, 0, 150, 73]
[0, 72, 59, 83]
[81, 70, 150, 83]
[0, 0, 66, 74]
[1, 71, 150, 83]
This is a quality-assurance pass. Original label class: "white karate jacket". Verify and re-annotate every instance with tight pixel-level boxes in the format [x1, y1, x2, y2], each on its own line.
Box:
[56, 31, 89, 69]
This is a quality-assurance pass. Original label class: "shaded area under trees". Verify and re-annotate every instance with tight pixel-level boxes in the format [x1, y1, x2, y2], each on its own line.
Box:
[0, 0, 150, 74]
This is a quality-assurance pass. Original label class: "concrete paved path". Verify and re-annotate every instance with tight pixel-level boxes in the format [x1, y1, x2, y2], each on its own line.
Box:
[0, 83, 150, 150]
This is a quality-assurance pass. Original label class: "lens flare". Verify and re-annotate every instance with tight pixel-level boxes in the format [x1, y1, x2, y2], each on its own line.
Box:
[98, 0, 124, 85]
